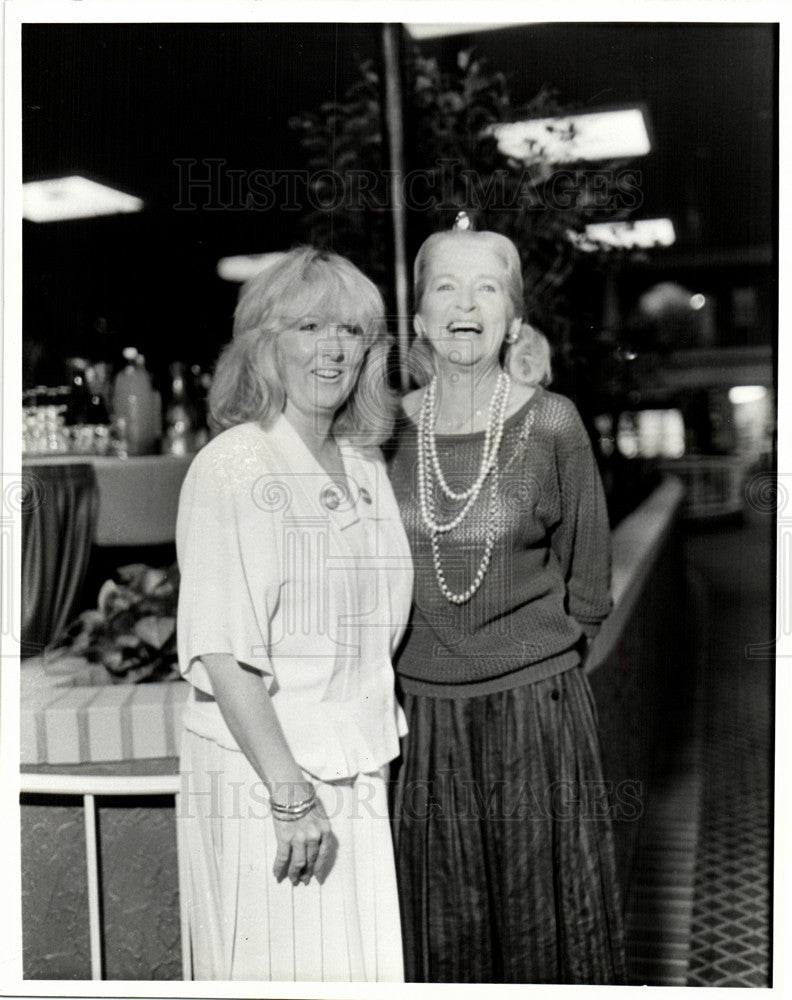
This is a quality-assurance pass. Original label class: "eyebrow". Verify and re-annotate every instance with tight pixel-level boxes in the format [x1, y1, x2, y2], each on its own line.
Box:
[431, 273, 503, 281]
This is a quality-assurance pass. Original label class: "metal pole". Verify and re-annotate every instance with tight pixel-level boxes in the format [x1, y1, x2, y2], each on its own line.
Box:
[381, 24, 411, 392]
[83, 793, 103, 980]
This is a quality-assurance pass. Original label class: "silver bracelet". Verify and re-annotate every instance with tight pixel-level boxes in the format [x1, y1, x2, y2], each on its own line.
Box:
[270, 787, 317, 820]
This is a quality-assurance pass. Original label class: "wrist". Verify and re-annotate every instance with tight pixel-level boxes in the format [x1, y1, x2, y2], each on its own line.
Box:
[270, 784, 317, 822]
[270, 778, 315, 807]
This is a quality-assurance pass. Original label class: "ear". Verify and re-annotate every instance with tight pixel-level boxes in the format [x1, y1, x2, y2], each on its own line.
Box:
[413, 313, 427, 339]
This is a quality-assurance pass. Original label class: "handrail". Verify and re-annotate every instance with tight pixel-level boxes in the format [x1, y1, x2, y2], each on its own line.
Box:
[20, 771, 181, 796]
[586, 475, 686, 674]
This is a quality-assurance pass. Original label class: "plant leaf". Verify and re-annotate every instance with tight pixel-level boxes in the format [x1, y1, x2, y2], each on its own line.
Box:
[134, 616, 176, 649]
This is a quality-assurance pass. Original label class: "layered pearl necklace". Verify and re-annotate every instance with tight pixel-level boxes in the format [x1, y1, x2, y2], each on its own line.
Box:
[417, 371, 511, 604]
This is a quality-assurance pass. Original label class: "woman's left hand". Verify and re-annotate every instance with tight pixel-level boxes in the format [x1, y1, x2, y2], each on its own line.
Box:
[272, 797, 334, 886]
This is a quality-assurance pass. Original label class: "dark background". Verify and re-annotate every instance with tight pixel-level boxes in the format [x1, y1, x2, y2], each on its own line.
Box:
[22, 21, 777, 386]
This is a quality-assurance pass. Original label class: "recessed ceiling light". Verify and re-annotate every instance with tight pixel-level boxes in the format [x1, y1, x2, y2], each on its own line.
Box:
[568, 218, 676, 252]
[22, 175, 144, 222]
[216, 252, 287, 283]
[488, 108, 651, 165]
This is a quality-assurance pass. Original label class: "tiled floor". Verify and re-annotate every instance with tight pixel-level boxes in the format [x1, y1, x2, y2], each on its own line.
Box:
[625, 507, 773, 987]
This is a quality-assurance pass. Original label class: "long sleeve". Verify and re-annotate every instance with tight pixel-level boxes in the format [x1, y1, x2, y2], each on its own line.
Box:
[550, 403, 613, 639]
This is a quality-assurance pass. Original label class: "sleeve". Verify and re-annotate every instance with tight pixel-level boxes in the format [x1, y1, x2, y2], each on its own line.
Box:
[550, 403, 613, 638]
[175, 451, 276, 696]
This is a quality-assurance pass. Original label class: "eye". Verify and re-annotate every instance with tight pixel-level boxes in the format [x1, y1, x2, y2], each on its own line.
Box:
[479, 282, 498, 292]
[436, 282, 454, 292]
[338, 323, 364, 338]
[299, 320, 320, 332]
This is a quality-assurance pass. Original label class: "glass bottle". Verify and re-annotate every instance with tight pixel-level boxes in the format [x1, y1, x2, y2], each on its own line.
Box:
[162, 361, 196, 455]
[112, 348, 160, 455]
[65, 357, 92, 427]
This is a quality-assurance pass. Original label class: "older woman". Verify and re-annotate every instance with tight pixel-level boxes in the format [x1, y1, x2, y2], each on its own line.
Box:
[389, 228, 626, 984]
[176, 247, 413, 981]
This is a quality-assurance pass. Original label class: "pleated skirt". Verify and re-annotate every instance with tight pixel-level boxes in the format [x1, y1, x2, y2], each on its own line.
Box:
[392, 665, 627, 984]
[180, 730, 404, 982]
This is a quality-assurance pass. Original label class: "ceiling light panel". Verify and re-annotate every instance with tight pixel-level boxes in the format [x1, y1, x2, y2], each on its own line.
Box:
[489, 108, 651, 165]
[23, 176, 144, 223]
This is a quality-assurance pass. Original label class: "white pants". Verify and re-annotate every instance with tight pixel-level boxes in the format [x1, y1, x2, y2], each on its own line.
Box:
[179, 729, 404, 981]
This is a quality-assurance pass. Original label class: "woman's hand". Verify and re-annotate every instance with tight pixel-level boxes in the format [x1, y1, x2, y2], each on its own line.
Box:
[198, 655, 338, 887]
[272, 797, 334, 886]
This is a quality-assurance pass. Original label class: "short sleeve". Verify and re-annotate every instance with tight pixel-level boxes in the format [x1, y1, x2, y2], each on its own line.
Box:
[176, 448, 276, 696]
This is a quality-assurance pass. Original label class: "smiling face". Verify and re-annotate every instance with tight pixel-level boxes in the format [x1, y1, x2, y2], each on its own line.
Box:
[415, 235, 523, 374]
[276, 316, 369, 427]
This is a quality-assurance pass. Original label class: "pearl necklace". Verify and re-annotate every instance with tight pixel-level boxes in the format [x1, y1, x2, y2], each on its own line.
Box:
[417, 372, 511, 604]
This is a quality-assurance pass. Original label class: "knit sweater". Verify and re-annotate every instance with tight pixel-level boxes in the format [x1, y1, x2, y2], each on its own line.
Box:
[388, 386, 613, 694]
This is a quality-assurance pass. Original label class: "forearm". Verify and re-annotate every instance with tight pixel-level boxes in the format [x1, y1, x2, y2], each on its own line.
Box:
[200, 653, 313, 803]
[557, 445, 613, 626]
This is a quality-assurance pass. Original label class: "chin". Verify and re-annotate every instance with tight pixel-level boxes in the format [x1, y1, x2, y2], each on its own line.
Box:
[312, 394, 348, 414]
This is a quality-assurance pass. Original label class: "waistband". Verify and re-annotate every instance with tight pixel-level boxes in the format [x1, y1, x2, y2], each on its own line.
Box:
[397, 650, 580, 699]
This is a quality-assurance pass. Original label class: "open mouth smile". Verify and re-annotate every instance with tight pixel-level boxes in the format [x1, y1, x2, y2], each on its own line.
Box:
[447, 321, 483, 334]
[312, 368, 344, 381]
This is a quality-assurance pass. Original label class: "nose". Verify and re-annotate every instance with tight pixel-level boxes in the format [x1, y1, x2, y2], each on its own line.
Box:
[321, 326, 346, 362]
[454, 285, 475, 312]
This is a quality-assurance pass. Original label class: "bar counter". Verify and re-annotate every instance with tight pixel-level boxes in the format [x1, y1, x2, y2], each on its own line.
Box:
[22, 452, 192, 546]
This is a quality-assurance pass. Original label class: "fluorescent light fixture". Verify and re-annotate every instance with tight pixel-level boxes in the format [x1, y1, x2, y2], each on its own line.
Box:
[404, 23, 525, 40]
[489, 108, 650, 165]
[568, 218, 676, 252]
[216, 252, 287, 283]
[728, 385, 767, 405]
[23, 175, 143, 222]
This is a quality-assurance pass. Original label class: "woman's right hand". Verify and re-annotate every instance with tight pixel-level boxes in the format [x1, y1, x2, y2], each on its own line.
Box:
[272, 797, 334, 886]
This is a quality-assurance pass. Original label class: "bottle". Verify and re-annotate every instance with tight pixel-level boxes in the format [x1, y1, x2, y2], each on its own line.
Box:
[190, 363, 212, 449]
[65, 357, 92, 426]
[162, 361, 196, 455]
[85, 362, 112, 423]
[112, 348, 161, 455]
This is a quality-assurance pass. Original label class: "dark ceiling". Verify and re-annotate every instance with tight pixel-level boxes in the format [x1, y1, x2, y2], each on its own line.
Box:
[22, 21, 776, 382]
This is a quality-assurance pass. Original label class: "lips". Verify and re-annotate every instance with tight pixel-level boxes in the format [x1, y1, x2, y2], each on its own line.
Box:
[312, 368, 344, 380]
[447, 321, 483, 334]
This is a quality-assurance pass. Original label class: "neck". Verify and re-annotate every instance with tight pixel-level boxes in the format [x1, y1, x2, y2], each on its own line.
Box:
[282, 402, 334, 456]
[432, 361, 504, 419]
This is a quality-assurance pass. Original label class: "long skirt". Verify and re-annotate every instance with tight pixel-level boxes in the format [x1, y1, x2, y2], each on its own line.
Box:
[180, 729, 404, 981]
[392, 665, 627, 984]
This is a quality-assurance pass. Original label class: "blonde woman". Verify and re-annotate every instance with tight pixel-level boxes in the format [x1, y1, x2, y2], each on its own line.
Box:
[176, 247, 413, 981]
